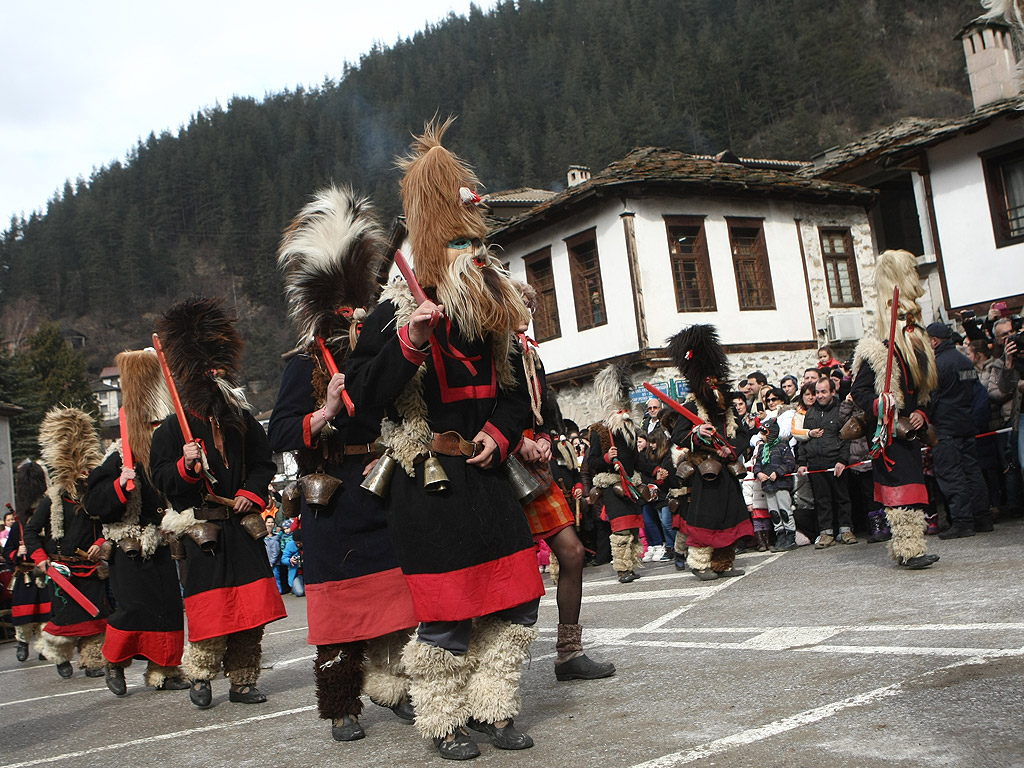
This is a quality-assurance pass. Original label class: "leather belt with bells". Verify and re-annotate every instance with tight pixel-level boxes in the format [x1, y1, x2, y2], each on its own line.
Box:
[431, 431, 482, 458]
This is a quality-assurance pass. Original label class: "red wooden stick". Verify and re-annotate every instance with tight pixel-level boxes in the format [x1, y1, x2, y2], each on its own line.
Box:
[315, 336, 355, 417]
[118, 407, 135, 492]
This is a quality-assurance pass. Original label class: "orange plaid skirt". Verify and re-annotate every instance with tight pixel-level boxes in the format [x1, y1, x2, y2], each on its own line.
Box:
[524, 481, 576, 542]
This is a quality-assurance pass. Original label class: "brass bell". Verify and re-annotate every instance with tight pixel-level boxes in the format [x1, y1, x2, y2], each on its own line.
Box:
[185, 522, 219, 552]
[502, 454, 542, 503]
[697, 457, 722, 481]
[360, 451, 397, 499]
[297, 470, 343, 509]
[239, 513, 268, 540]
[118, 537, 142, 558]
[726, 460, 748, 479]
[281, 481, 301, 518]
[422, 452, 450, 493]
[675, 460, 696, 484]
[168, 537, 186, 561]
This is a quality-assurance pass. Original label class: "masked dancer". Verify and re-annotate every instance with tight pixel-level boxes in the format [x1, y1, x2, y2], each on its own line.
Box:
[4, 461, 50, 662]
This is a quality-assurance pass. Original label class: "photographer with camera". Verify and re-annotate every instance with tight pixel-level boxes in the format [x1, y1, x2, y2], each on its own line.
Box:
[989, 315, 1024, 516]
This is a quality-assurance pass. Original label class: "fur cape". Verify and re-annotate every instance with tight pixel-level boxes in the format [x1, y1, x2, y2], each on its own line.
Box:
[667, 324, 732, 412]
[593, 363, 639, 440]
[155, 297, 253, 433]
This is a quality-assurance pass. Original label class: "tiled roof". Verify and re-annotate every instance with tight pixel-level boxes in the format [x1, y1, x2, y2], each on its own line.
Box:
[803, 97, 1024, 178]
[483, 187, 557, 205]
[489, 147, 875, 243]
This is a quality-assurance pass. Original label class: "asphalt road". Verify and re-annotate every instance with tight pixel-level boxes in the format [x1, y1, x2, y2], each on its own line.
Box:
[2, 519, 1022, 768]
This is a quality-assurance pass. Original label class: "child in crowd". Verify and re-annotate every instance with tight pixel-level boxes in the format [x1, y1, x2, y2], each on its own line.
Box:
[753, 419, 797, 551]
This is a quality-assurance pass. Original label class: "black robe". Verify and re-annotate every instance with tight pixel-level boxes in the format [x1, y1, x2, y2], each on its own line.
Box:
[22, 493, 109, 637]
[85, 452, 184, 666]
[670, 406, 752, 548]
[267, 353, 416, 644]
[586, 425, 653, 533]
[3, 521, 51, 627]
[346, 299, 544, 623]
[150, 411, 286, 641]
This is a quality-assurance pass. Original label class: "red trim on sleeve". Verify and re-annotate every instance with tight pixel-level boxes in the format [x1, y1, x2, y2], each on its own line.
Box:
[113, 478, 128, 505]
[535, 432, 551, 444]
[482, 422, 510, 462]
[236, 489, 266, 511]
[872, 398, 879, 416]
[93, 538, 106, 550]
[302, 412, 319, 449]
[177, 457, 201, 484]
[604, 451, 613, 464]
[913, 409, 929, 425]
[398, 326, 429, 365]
[573, 482, 584, 496]
[30, 549, 48, 565]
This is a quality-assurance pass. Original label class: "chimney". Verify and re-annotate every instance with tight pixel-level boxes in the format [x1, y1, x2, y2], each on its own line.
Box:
[567, 165, 591, 187]
[959, 17, 1019, 110]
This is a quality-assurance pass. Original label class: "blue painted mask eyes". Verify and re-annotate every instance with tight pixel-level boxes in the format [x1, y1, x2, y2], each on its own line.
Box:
[447, 238, 473, 250]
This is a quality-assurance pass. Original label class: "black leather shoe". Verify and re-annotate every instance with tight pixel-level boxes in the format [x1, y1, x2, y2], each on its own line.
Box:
[373, 695, 415, 723]
[157, 677, 191, 691]
[900, 555, 937, 569]
[617, 571, 636, 583]
[331, 715, 365, 742]
[229, 684, 267, 704]
[554, 654, 616, 681]
[84, 668, 104, 677]
[106, 665, 127, 696]
[433, 728, 480, 760]
[716, 568, 745, 578]
[467, 718, 534, 750]
[15, 641, 28, 662]
[189, 679, 212, 708]
[691, 568, 718, 581]
[938, 524, 975, 540]
[56, 662, 74, 679]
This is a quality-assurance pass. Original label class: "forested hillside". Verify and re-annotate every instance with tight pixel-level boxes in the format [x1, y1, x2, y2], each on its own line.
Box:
[0, 0, 982, 417]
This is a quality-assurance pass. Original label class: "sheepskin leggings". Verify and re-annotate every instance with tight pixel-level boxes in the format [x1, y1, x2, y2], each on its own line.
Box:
[610, 529, 639, 573]
[40, 631, 105, 670]
[183, 626, 264, 685]
[313, 630, 414, 720]
[886, 506, 928, 562]
[405, 600, 539, 740]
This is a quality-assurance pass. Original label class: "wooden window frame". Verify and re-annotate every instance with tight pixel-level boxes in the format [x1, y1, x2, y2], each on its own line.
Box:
[523, 247, 561, 342]
[564, 228, 607, 331]
[726, 217, 776, 310]
[664, 215, 716, 312]
[980, 138, 1024, 248]
[818, 227, 862, 308]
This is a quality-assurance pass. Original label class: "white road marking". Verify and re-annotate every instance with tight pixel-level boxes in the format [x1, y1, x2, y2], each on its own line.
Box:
[266, 625, 308, 636]
[0, 684, 139, 708]
[602, 637, 1024, 658]
[0, 705, 318, 768]
[268, 654, 314, 668]
[627, 655, 991, 767]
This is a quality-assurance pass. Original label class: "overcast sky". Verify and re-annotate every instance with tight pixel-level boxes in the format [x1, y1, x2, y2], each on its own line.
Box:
[0, 0, 499, 227]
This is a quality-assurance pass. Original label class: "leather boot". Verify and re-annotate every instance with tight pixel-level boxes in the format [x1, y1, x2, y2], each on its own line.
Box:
[866, 509, 891, 543]
[754, 530, 770, 552]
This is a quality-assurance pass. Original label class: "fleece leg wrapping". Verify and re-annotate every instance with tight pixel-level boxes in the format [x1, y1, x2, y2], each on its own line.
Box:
[314, 642, 366, 720]
[144, 662, 183, 688]
[223, 626, 264, 686]
[15, 622, 43, 646]
[687, 545, 713, 571]
[548, 551, 560, 586]
[886, 506, 927, 562]
[403, 640, 472, 740]
[464, 617, 538, 725]
[78, 632, 106, 671]
[674, 530, 688, 556]
[610, 531, 634, 572]
[710, 545, 736, 573]
[363, 629, 414, 707]
[39, 632, 77, 665]
[183, 636, 228, 681]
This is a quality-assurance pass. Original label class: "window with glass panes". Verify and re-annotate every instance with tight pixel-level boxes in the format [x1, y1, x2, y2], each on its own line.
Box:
[665, 216, 716, 312]
[565, 229, 607, 331]
[727, 218, 775, 310]
[818, 228, 862, 307]
[981, 140, 1024, 247]
[524, 248, 561, 341]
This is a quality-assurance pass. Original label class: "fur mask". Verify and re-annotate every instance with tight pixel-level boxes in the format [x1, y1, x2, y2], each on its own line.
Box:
[116, 349, 173, 473]
[38, 407, 102, 500]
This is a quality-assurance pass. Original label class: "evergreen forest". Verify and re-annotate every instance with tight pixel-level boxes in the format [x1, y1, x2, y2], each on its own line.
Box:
[0, 0, 985, 449]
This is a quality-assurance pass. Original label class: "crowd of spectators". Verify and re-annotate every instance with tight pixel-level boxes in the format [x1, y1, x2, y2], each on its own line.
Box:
[554, 304, 1024, 567]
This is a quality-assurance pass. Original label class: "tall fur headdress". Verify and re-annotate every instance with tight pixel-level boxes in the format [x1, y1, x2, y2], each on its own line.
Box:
[155, 297, 252, 432]
[873, 249, 938, 401]
[594, 363, 638, 438]
[116, 349, 173, 473]
[14, 460, 47, 524]
[667, 324, 732, 410]
[278, 186, 388, 355]
[38, 407, 102, 500]
[398, 116, 488, 289]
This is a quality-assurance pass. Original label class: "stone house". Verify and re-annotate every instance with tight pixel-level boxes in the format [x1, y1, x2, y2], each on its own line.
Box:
[485, 148, 876, 427]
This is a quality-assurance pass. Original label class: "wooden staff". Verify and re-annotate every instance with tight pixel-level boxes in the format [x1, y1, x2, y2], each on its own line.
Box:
[315, 336, 355, 417]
